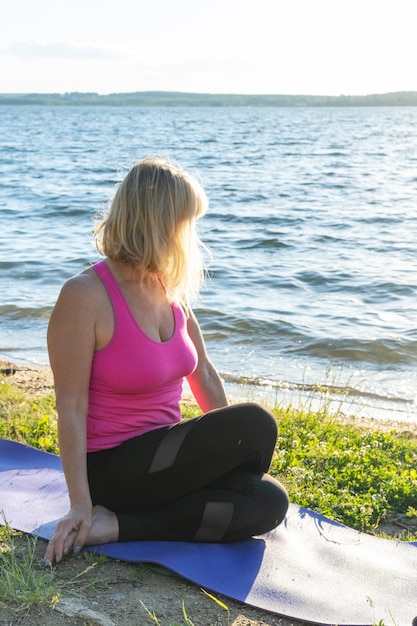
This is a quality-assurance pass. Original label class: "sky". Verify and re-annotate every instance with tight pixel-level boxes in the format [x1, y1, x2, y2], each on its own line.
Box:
[1, 0, 416, 96]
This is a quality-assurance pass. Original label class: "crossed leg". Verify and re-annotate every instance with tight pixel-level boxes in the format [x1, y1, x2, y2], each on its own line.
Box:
[86, 403, 289, 543]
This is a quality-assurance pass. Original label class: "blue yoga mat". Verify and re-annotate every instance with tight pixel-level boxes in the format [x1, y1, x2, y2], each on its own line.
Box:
[1, 438, 416, 626]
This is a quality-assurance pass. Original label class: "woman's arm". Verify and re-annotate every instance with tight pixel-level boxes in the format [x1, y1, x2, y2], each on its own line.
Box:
[44, 273, 98, 564]
[186, 309, 228, 412]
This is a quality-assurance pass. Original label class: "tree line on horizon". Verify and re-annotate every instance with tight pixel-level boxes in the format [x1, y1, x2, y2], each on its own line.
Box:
[1, 91, 417, 107]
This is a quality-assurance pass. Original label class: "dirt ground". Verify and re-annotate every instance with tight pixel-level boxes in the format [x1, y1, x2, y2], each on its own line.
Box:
[1, 533, 300, 626]
[1, 360, 416, 625]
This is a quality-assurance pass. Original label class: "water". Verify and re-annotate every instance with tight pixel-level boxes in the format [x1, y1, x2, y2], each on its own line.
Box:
[1, 104, 417, 424]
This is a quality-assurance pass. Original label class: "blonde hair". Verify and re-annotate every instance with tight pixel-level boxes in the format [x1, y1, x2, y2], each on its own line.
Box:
[94, 156, 208, 303]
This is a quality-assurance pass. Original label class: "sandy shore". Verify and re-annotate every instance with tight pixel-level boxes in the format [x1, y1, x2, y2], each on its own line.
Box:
[0, 358, 55, 395]
[2, 358, 417, 436]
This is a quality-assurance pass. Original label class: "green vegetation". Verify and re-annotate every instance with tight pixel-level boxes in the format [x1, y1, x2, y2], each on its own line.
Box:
[1, 90, 417, 107]
[271, 409, 417, 532]
[0, 520, 60, 613]
[0, 516, 101, 615]
[0, 383, 58, 453]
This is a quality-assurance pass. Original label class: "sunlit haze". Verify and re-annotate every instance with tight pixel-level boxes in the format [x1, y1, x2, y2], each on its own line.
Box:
[1, 0, 416, 96]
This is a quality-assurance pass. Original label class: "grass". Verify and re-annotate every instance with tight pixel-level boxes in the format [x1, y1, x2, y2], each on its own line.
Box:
[0, 376, 416, 624]
[0, 514, 101, 616]
[0, 382, 58, 453]
[270, 407, 417, 532]
[0, 519, 60, 614]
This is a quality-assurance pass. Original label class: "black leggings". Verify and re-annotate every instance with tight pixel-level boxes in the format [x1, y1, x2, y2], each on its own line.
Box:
[87, 403, 289, 543]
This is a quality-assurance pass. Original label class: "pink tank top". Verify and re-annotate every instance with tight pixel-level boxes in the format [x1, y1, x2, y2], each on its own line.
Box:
[87, 261, 198, 452]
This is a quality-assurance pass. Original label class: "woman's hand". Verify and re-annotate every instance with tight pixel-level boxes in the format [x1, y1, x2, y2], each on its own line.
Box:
[186, 309, 228, 412]
[44, 503, 92, 565]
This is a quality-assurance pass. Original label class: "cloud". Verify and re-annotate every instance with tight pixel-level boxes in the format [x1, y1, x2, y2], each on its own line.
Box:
[163, 57, 252, 75]
[0, 41, 126, 60]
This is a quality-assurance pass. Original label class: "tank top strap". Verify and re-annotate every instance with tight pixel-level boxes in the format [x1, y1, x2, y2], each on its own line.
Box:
[92, 260, 131, 319]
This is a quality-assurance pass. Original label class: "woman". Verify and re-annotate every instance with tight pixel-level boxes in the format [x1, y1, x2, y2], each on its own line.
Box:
[44, 156, 288, 565]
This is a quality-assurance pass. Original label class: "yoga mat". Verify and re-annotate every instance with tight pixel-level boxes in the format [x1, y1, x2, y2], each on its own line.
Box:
[1, 438, 416, 626]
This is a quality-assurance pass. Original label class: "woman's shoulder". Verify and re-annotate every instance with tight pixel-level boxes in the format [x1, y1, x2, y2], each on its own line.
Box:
[58, 265, 104, 302]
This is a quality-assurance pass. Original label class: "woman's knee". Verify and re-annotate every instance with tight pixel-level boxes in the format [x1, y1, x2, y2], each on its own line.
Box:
[245, 402, 277, 437]
[255, 474, 289, 534]
[220, 471, 289, 541]
[177, 402, 278, 474]
[235, 402, 278, 468]
[222, 402, 278, 445]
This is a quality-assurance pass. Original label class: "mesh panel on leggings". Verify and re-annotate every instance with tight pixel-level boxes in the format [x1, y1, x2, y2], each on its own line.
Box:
[148, 420, 194, 473]
[193, 501, 234, 542]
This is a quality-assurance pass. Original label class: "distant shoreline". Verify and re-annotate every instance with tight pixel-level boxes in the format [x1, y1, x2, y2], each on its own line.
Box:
[1, 90, 417, 107]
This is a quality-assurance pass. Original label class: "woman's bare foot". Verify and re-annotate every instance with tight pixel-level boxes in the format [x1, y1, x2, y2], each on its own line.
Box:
[85, 505, 119, 545]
